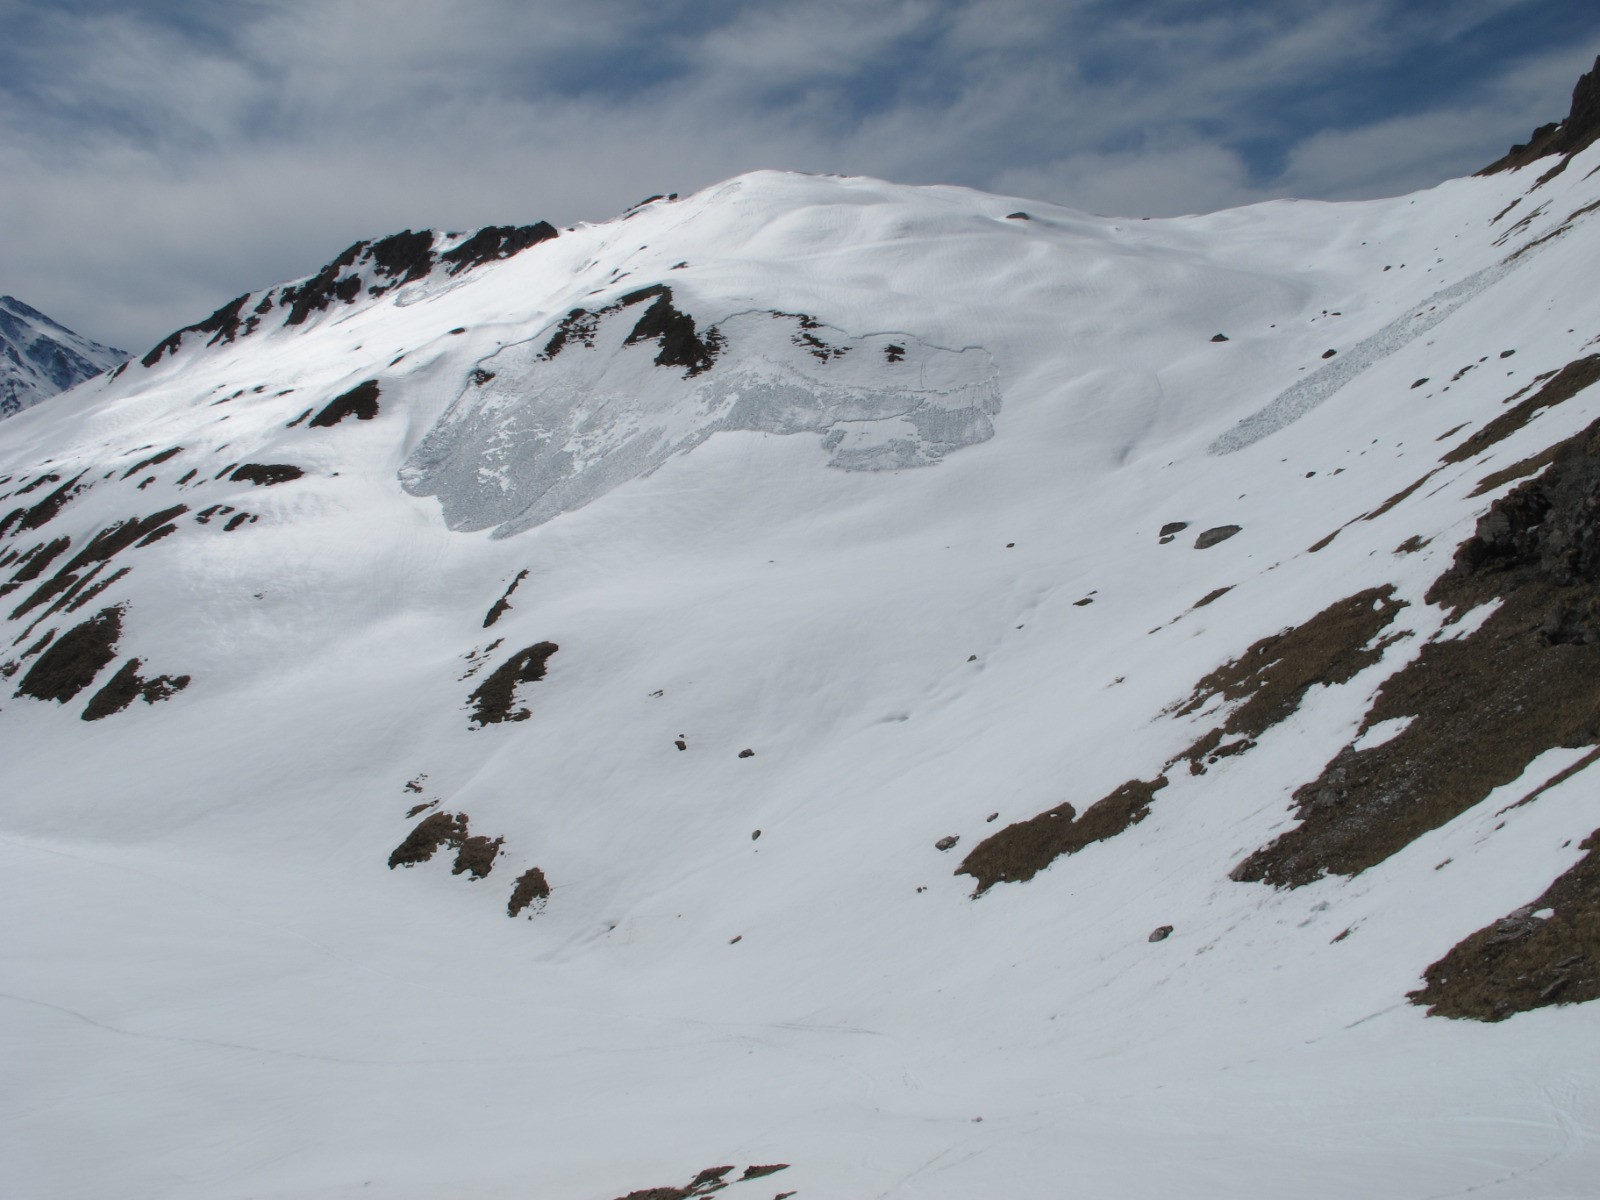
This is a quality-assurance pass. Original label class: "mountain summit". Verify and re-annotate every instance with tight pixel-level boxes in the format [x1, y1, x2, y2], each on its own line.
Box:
[0, 294, 126, 419]
[4, 73, 1600, 1200]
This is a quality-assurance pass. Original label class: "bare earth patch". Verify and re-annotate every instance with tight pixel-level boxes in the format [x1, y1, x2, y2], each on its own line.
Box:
[607, 1162, 787, 1200]
[1236, 411, 1600, 887]
[14, 606, 124, 703]
[81, 657, 190, 721]
[388, 811, 468, 869]
[1410, 829, 1600, 1021]
[959, 778, 1168, 895]
[960, 586, 1406, 895]
[309, 380, 380, 427]
[451, 835, 503, 879]
[468, 641, 558, 726]
[483, 569, 529, 628]
[507, 867, 550, 917]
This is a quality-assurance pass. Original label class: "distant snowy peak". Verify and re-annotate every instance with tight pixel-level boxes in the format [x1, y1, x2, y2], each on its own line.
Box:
[136, 221, 559, 370]
[1481, 52, 1600, 176]
[0, 295, 126, 420]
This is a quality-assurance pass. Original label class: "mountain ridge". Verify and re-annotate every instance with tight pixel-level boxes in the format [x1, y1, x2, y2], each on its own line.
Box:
[4, 94, 1600, 1200]
[0, 294, 126, 420]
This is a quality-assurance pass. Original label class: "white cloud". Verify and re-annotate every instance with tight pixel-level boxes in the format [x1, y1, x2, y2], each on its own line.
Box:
[0, 0, 1594, 350]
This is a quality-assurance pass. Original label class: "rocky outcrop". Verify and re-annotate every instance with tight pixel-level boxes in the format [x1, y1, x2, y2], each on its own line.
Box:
[1480, 54, 1600, 175]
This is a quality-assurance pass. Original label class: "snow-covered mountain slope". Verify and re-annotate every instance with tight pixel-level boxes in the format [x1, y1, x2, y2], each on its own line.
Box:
[5, 119, 1600, 1198]
[0, 295, 126, 419]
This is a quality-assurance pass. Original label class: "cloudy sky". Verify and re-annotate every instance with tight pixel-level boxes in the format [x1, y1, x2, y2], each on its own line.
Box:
[3, 0, 1598, 354]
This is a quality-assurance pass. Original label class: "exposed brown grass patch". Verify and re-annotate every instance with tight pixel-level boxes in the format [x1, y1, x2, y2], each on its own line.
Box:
[1410, 829, 1600, 1020]
[14, 607, 123, 703]
[1171, 587, 1406, 752]
[81, 657, 190, 721]
[740, 1164, 789, 1181]
[120, 447, 182, 479]
[6, 536, 70, 585]
[958, 778, 1168, 895]
[608, 1165, 753, 1200]
[507, 867, 551, 917]
[468, 641, 558, 726]
[1236, 413, 1600, 887]
[452, 835, 503, 879]
[1362, 470, 1440, 521]
[388, 812, 468, 868]
[309, 380, 380, 427]
[960, 587, 1406, 895]
[1440, 354, 1600, 465]
[59, 505, 190, 575]
[483, 569, 529, 628]
[231, 464, 304, 486]
[0, 473, 87, 539]
[1471, 445, 1562, 496]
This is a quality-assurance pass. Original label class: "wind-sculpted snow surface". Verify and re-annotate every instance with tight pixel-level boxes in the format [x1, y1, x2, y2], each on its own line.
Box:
[402, 307, 1000, 536]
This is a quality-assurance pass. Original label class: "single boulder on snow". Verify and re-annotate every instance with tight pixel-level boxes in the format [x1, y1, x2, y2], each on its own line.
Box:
[1194, 525, 1242, 549]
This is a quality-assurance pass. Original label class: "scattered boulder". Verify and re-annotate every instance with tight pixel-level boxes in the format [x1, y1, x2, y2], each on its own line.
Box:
[1194, 525, 1242, 549]
[1148, 925, 1174, 942]
[935, 835, 960, 852]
